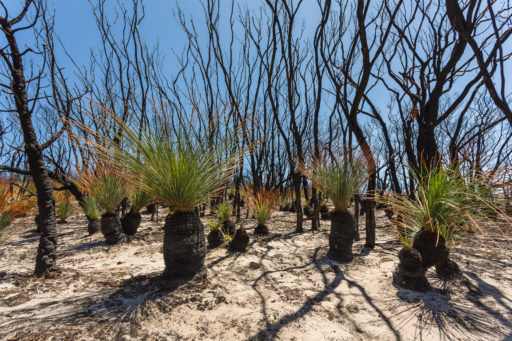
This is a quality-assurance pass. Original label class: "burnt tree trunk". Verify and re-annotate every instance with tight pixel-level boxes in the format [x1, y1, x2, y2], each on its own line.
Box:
[310, 187, 320, 231]
[293, 171, 304, 232]
[0, 19, 58, 277]
[302, 175, 309, 202]
[353, 194, 360, 241]
[364, 174, 377, 249]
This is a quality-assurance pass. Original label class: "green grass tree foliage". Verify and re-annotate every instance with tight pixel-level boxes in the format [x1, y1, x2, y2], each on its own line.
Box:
[78, 165, 129, 244]
[128, 188, 153, 213]
[216, 201, 232, 223]
[82, 197, 102, 220]
[82, 196, 102, 235]
[307, 156, 367, 262]
[56, 201, 75, 223]
[79, 166, 129, 214]
[389, 166, 511, 289]
[389, 166, 500, 250]
[246, 188, 278, 235]
[86, 107, 247, 279]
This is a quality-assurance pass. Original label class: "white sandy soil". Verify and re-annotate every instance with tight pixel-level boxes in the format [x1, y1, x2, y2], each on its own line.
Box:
[0, 207, 511, 340]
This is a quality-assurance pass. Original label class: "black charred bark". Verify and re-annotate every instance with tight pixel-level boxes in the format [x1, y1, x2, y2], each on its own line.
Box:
[121, 209, 142, 235]
[207, 228, 224, 248]
[228, 227, 250, 251]
[0, 18, 58, 277]
[328, 209, 356, 262]
[254, 223, 269, 235]
[163, 211, 205, 279]
[100, 213, 125, 245]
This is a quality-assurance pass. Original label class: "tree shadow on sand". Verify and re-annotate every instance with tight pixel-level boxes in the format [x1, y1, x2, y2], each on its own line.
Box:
[386, 271, 512, 341]
[251, 248, 401, 340]
[78, 271, 208, 323]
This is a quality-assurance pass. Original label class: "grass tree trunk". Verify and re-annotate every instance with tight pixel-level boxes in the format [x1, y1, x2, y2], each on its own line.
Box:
[100, 213, 124, 244]
[1, 20, 58, 277]
[163, 211, 206, 279]
[328, 209, 356, 262]
[121, 209, 142, 235]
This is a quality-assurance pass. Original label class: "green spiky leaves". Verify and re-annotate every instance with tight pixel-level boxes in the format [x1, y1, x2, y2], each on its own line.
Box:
[309, 159, 367, 212]
[88, 109, 245, 213]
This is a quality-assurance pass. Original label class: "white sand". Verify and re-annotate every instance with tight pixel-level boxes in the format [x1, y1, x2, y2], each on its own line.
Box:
[0, 208, 511, 340]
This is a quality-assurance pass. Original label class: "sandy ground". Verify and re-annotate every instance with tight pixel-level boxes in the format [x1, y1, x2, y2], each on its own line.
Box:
[0, 207, 511, 341]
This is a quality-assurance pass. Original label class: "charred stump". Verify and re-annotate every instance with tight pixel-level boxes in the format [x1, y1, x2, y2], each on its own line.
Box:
[393, 247, 430, 292]
[228, 227, 249, 251]
[412, 230, 449, 269]
[327, 209, 356, 262]
[87, 218, 100, 235]
[121, 209, 142, 235]
[163, 211, 205, 279]
[100, 213, 125, 245]
[254, 223, 269, 235]
[207, 228, 224, 248]
[435, 258, 462, 281]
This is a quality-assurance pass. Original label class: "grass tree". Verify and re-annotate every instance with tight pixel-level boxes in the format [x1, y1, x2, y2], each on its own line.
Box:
[79, 166, 129, 244]
[216, 201, 235, 235]
[389, 166, 505, 291]
[55, 190, 74, 224]
[82, 197, 102, 235]
[92, 111, 243, 279]
[247, 188, 277, 235]
[308, 158, 367, 262]
[206, 219, 224, 248]
[56, 202, 75, 224]
[122, 188, 153, 235]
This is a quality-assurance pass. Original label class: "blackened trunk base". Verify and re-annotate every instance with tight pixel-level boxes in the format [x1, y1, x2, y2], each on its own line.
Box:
[328, 210, 356, 263]
[163, 212, 205, 279]
[229, 227, 249, 251]
[88, 219, 100, 235]
[207, 229, 224, 248]
[435, 258, 462, 281]
[393, 247, 430, 292]
[121, 210, 142, 235]
[254, 223, 269, 235]
[413, 230, 449, 269]
[101, 213, 125, 245]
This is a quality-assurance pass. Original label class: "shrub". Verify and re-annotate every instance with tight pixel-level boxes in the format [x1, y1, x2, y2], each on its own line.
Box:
[128, 188, 153, 213]
[56, 201, 75, 222]
[308, 159, 367, 212]
[246, 188, 277, 225]
[83, 197, 102, 220]
[216, 201, 232, 222]
[0, 182, 33, 243]
[78, 165, 129, 214]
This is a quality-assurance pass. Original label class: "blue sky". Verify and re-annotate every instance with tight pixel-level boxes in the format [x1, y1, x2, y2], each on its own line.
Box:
[40, 0, 321, 83]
